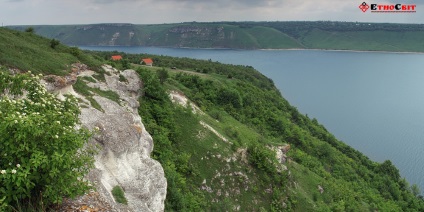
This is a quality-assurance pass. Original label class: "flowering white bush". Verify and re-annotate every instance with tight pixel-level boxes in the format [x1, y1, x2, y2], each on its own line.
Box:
[0, 70, 95, 206]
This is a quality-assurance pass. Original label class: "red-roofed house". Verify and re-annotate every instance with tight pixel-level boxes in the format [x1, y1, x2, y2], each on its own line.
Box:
[111, 55, 123, 61]
[141, 58, 153, 66]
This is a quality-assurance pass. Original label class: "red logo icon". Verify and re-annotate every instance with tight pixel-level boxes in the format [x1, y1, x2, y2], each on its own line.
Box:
[359, 2, 370, 12]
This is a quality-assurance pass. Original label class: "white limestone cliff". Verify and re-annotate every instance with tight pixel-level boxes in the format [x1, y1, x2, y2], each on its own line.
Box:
[45, 64, 167, 211]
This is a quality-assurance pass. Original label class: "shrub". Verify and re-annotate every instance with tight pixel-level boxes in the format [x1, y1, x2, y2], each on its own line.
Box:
[112, 186, 128, 205]
[247, 143, 278, 175]
[0, 70, 96, 207]
[50, 39, 60, 49]
[25, 27, 34, 33]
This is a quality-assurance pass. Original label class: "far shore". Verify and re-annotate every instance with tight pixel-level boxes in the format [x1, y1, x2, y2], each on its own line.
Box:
[259, 48, 424, 55]
[79, 45, 424, 55]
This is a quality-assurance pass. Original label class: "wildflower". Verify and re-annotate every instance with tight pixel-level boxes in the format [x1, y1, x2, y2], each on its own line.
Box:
[1, 170, 5, 174]
[95, 127, 100, 131]
[11, 169, 16, 174]
[56, 121, 60, 124]
[55, 135, 59, 139]
[16, 164, 20, 168]
[14, 120, 18, 124]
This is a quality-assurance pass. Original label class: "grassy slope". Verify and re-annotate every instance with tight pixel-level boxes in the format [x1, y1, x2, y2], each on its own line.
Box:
[135, 63, 424, 211]
[0, 27, 102, 75]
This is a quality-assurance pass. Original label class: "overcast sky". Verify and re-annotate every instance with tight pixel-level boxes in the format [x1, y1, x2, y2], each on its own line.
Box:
[1, 0, 423, 26]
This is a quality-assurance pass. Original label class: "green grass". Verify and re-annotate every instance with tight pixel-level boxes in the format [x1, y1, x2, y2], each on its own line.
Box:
[111, 186, 128, 205]
[118, 74, 128, 83]
[92, 73, 106, 82]
[246, 26, 303, 49]
[73, 77, 121, 111]
[171, 108, 275, 210]
[0, 27, 103, 75]
[81, 76, 97, 83]
[91, 87, 121, 104]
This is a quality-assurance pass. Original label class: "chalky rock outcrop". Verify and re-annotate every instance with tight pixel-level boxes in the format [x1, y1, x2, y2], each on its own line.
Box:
[63, 65, 166, 211]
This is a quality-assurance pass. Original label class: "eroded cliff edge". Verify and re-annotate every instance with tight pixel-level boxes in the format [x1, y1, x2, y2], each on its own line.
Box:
[46, 65, 167, 211]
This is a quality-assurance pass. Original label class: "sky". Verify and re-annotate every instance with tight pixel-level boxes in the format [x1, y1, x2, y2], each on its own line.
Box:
[1, 0, 423, 26]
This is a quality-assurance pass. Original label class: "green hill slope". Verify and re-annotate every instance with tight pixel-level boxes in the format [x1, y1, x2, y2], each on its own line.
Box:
[0, 27, 102, 75]
[9, 21, 424, 52]
[89, 51, 424, 211]
[1, 28, 424, 211]
[302, 29, 424, 52]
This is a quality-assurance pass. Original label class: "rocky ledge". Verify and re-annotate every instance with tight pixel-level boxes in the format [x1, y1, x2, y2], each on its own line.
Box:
[46, 65, 167, 211]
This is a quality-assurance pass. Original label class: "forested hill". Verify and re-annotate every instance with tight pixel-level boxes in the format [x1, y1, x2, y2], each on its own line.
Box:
[9, 21, 424, 52]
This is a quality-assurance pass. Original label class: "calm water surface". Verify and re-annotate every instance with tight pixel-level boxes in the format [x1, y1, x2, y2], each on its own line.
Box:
[81, 46, 424, 193]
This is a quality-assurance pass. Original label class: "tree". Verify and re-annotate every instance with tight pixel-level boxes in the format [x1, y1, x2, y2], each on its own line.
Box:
[69, 46, 81, 57]
[411, 184, 421, 197]
[0, 70, 95, 207]
[157, 68, 169, 84]
[121, 59, 131, 70]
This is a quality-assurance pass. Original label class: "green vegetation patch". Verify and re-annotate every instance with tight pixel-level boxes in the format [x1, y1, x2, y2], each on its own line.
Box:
[73, 78, 121, 111]
[0, 27, 103, 75]
[81, 76, 97, 83]
[133, 56, 424, 211]
[112, 186, 128, 205]
[0, 70, 95, 209]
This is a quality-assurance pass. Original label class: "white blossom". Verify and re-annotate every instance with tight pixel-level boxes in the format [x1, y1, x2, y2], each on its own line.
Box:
[56, 121, 60, 124]
[1, 170, 5, 174]
[55, 135, 59, 139]
[11, 169, 16, 174]
[16, 164, 20, 168]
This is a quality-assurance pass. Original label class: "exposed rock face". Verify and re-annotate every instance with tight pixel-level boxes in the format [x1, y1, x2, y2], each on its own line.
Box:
[52, 65, 167, 211]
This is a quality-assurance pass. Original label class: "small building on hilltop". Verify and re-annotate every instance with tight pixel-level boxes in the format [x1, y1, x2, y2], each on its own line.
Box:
[111, 55, 123, 61]
[141, 58, 153, 66]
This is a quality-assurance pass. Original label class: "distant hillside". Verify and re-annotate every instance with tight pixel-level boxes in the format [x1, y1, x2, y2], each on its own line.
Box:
[8, 21, 424, 52]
